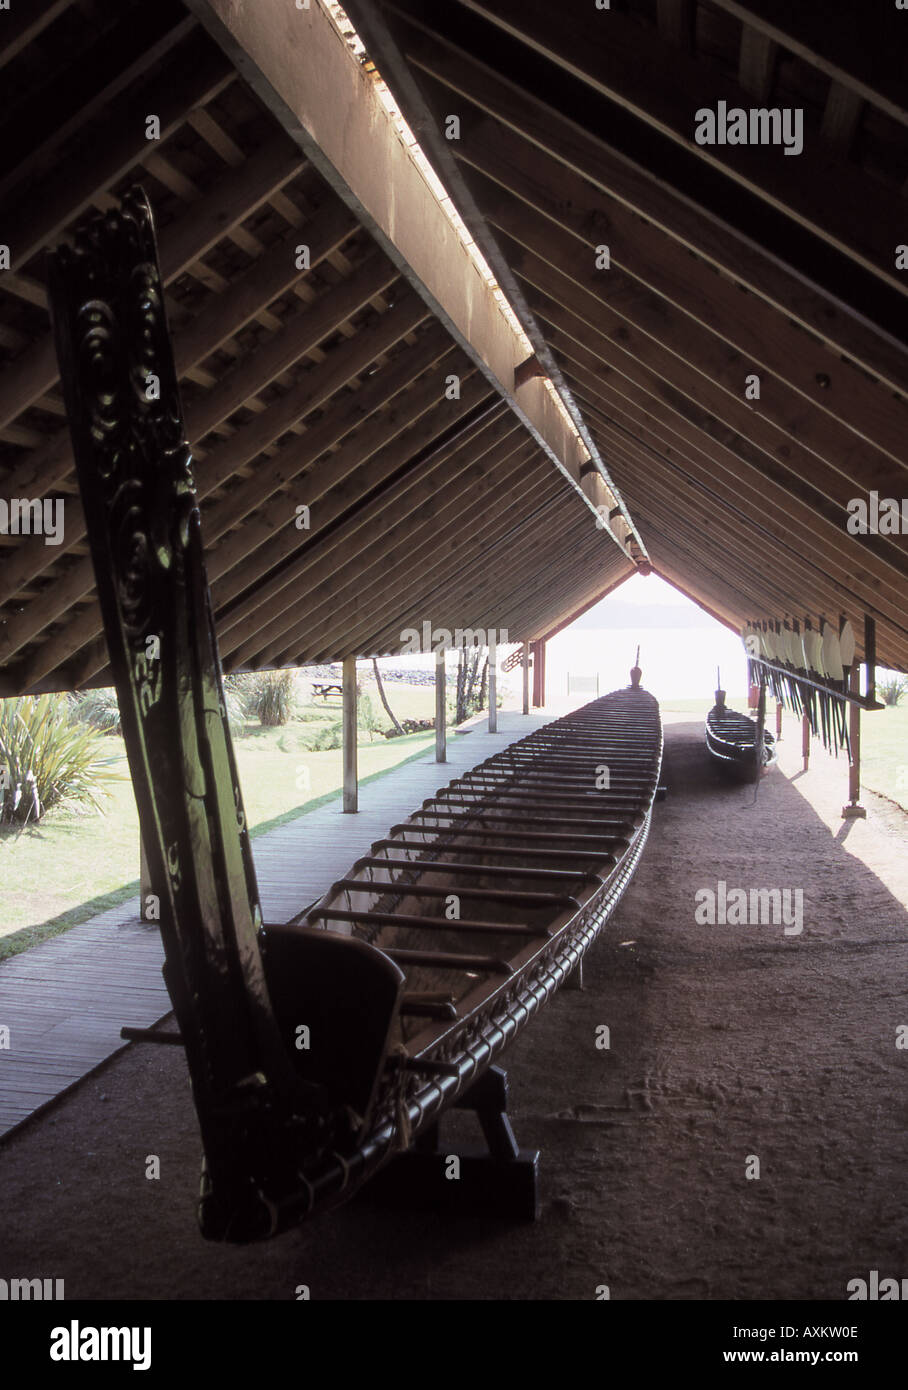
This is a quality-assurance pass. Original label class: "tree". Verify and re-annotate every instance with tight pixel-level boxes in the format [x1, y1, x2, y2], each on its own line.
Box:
[371, 658, 404, 735]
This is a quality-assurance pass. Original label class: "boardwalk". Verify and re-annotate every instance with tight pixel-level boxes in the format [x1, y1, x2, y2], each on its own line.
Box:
[0, 709, 553, 1139]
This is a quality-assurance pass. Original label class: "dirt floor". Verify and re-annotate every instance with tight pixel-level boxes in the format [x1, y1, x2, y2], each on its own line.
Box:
[2, 713, 907, 1300]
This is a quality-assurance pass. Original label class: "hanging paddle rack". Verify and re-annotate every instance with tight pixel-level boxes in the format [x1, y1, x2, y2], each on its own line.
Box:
[745, 615, 884, 762]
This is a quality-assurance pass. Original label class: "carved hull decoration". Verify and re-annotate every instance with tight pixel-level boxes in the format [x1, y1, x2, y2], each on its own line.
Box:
[49, 189, 662, 1241]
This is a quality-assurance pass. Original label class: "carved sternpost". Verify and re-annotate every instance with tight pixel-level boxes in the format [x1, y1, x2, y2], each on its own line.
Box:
[47, 188, 300, 1204]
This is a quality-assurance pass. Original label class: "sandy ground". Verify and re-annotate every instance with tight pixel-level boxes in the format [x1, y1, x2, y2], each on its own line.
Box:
[1, 712, 907, 1301]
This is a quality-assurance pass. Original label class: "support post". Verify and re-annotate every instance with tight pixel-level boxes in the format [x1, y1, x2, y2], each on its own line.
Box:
[488, 644, 498, 733]
[864, 615, 877, 703]
[139, 833, 153, 921]
[435, 652, 447, 763]
[801, 712, 811, 771]
[343, 655, 358, 813]
[532, 639, 546, 708]
[522, 641, 530, 715]
[842, 665, 867, 819]
[775, 701, 783, 740]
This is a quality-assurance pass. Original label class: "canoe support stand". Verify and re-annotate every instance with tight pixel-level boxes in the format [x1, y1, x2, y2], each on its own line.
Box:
[361, 1065, 539, 1220]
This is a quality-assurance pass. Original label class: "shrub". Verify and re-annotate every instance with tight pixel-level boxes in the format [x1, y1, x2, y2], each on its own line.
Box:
[305, 720, 344, 752]
[357, 692, 384, 741]
[71, 686, 122, 735]
[225, 670, 299, 726]
[221, 685, 247, 738]
[0, 694, 122, 826]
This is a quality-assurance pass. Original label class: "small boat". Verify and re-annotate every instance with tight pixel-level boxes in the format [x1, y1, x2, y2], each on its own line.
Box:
[705, 686, 776, 780]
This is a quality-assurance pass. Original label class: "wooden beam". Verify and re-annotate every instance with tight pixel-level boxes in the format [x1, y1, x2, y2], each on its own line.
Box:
[488, 645, 498, 731]
[0, 0, 74, 73]
[656, 0, 694, 50]
[592, 419, 888, 639]
[707, 0, 908, 127]
[0, 201, 357, 610]
[2, 29, 232, 277]
[385, 6, 908, 391]
[439, 110, 908, 470]
[821, 83, 864, 154]
[15, 350, 466, 696]
[228, 410, 530, 667]
[0, 2, 196, 201]
[207, 332, 465, 594]
[738, 28, 776, 101]
[187, 0, 630, 544]
[517, 261, 907, 526]
[2, 295, 429, 676]
[209, 365, 494, 642]
[475, 187, 906, 496]
[340, 0, 644, 560]
[456, 0, 906, 297]
[522, 641, 530, 714]
[554, 327, 908, 601]
[353, 455, 561, 658]
[382, 497, 589, 654]
[184, 250, 401, 456]
[139, 833, 154, 922]
[0, 127, 301, 434]
[573, 382, 908, 631]
[342, 656, 358, 812]
[300, 449, 557, 665]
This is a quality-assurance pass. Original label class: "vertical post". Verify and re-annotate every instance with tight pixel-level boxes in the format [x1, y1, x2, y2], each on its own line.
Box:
[801, 711, 811, 772]
[488, 644, 498, 733]
[532, 639, 546, 707]
[435, 651, 446, 763]
[342, 655, 358, 813]
[843, 666, 867, 818]
[139, 833, 153, 921]
[863, 615, 876, 703]
[775, 701, 783, 740]
[522, 641, 530, 715]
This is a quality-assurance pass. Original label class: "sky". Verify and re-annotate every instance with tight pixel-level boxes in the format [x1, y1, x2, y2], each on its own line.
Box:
[544, 572, 749, 702]
[379, 572, 750, 704]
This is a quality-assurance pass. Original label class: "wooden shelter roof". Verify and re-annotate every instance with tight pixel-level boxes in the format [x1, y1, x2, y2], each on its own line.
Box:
[337, 0, 908, 672]
[1, 0, 905, 694]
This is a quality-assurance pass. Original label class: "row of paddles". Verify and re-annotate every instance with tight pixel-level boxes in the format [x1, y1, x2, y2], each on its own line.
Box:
[741, 616, 855, 757]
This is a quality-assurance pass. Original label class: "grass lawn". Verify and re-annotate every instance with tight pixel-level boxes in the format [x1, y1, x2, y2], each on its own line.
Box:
[0, 705, 440, 955]
[859, 703, 908, 811]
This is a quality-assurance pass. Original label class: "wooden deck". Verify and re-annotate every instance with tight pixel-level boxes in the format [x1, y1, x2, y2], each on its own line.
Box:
[0, 709, 554, 1139]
